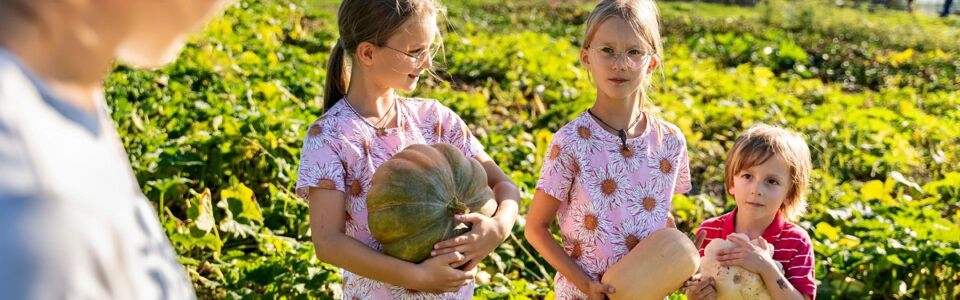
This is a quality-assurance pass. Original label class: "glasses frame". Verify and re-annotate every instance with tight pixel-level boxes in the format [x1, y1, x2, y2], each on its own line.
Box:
[586, 46, 657, 69]
[381, 44, 437, 65]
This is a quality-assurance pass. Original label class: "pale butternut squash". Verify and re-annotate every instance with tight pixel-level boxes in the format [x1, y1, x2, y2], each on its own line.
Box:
[601, 228, 700, 300]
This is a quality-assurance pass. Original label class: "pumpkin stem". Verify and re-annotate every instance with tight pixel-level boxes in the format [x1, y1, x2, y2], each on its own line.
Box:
[448, 199, 468, 215]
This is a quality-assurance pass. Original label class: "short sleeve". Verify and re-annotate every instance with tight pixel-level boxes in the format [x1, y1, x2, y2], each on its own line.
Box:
[785, 236, 817, 298]
[535, 131, 574, 202]
[436, 101, 484, 158]
[673, 133, 692, 195]
[296, 122, 346, 198]
[695, 218, 723, 257]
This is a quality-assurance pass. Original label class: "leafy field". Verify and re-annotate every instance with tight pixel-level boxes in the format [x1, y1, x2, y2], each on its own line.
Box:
[104, 0, 959, 299]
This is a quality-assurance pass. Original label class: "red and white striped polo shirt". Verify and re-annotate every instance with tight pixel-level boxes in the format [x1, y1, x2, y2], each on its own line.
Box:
[696, 209, 817, 298]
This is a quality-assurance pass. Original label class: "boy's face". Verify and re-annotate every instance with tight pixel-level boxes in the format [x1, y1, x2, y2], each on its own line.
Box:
[729, 155, 792, 222]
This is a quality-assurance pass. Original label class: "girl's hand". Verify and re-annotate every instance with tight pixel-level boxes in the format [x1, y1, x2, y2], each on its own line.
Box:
[580, 280, 615, 300]
[684, 274, 717, 300]
[431, 213, 508, 270]
[682, 230, 712, 299]
[411, 251, 475, 294]
[665, 213, 677, 228]
[715, 235, 779, 276]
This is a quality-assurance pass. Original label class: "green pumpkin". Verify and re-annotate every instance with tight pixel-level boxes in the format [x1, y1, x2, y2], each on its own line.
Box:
[366, 143, 498, 263]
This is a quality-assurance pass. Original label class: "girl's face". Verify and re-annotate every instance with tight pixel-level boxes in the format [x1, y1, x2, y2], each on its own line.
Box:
[580, 17, 657, 101]
[370, 13, 438, 92]
[114, 0, 231, 68]
[729, 155, 792, 222]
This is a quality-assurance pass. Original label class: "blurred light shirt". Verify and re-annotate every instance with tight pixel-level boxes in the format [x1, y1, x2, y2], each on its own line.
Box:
[0, 49, 195, 300]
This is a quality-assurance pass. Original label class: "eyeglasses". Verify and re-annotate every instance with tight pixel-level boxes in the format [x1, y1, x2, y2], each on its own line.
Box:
[381, 44, 437, 65]
[587, 46, 656, 69]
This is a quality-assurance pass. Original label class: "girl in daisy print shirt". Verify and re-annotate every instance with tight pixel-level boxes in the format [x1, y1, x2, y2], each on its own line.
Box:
[296, 0, 520, 299]
[524, 0, 692, 299]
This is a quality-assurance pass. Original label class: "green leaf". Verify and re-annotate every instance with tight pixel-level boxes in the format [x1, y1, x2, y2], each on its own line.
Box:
[889, 171, 923, 194]
[816, 222, 840, 241]
[220, 182, 263, 223]
[886, 254, 905, 266]
[219, 218, 259, 238]
[188, 188, 216, 232]
[861, 180, 887, 201]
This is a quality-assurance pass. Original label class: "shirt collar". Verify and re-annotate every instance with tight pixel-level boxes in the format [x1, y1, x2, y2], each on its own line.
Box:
[721, 208, 785, 243]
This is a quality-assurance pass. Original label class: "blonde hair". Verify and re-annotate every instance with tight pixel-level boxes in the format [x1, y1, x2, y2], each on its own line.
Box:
[324, 0, 439, 110]
[724, 124, 813, 221]
[581, 0, 675, 140]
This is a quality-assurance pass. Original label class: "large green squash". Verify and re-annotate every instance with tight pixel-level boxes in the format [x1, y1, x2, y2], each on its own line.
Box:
[366, 143, 498, 263]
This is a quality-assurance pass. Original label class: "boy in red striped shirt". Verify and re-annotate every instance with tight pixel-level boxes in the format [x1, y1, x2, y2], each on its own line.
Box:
[686, 124, 816, 300]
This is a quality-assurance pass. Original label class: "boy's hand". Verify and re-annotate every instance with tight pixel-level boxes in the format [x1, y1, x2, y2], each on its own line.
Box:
[715, 234, 780, 276]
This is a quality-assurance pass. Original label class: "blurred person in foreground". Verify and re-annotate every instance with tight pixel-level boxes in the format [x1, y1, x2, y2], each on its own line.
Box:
[0, 1, 230, 298]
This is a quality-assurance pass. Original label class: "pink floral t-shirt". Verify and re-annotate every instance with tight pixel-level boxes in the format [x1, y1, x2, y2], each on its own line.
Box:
[296, 97, 484, 300]
[536, 111, 692, 299]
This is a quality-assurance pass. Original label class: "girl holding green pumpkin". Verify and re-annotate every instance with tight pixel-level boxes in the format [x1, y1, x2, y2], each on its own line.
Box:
[295, 0, 519, 298]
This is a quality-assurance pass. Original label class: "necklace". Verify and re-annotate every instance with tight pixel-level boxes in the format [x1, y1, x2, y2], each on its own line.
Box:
[587, 109, 643, 151]
[344, 95, 397, 137]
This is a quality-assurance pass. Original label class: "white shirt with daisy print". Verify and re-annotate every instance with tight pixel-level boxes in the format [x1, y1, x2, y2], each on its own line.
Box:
[296, 97, 484, 300]
[536, 111, 692, 299]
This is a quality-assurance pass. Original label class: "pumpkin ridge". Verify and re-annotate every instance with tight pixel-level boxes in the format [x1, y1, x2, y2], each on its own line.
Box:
[371, 158, 452, 207]
[386, 215, 453, 245]
[369, 202, 449, 210]
[436, 144, 494, 214]
[434, 144, 469, 209]
[382, 218, 454, 262]
[368, 203, 450, 244]
[406, 145, 459, 207]
[458, 154, 497, 215]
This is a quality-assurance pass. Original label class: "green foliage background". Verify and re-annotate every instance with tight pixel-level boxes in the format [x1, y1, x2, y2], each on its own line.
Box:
[104, 0, 959, 299]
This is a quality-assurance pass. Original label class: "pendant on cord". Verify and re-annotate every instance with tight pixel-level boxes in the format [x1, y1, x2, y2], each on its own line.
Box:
[617, 130, 628, 152]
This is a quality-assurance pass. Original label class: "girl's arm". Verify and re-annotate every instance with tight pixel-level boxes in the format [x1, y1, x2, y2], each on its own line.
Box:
[432, 151, 519, 271]
[480, 152, 520, 236]
[308, 188, 474, 293]
[524, 190, 614, 299]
